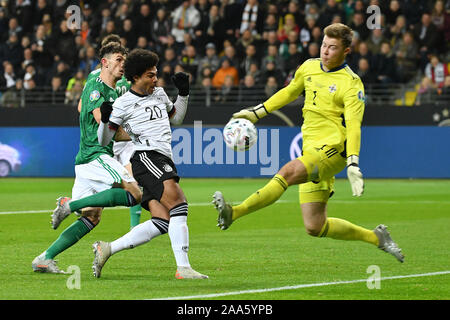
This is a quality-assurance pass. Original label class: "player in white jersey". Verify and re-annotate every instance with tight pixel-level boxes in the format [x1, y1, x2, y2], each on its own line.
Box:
[94, 49, 208, 279]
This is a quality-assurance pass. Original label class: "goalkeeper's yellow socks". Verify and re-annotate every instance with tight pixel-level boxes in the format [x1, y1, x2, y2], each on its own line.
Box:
[232, 174, 288, 221]
[318, 217, 379, 246]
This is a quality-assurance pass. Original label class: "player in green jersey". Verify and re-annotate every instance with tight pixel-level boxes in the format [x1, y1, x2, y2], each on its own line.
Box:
[32, 43, 142, 274]
[80, 35, 141, 229]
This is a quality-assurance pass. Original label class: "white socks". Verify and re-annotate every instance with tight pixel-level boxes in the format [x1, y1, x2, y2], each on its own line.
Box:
[110, 219, 166, 254]
[168, 215, 190, 267]
[109, 203, 191, 268]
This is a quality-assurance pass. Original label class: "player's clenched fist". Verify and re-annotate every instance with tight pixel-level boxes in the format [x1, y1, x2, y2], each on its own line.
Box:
[171, 72, 190, 96]
[100, 101, 113, 123]
[232, 103, 269, 124]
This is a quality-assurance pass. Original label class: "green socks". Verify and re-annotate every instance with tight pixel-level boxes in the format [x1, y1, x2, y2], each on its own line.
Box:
[45, 217, 94, 259]
[69, 188, 131, 212]
[44, 189, 141, 259]
[130, 204, 142, 228]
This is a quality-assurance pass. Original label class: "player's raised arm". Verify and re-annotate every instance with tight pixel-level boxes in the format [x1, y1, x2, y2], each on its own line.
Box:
[169, 72, 190, 125]
[232, 63, 306, 123]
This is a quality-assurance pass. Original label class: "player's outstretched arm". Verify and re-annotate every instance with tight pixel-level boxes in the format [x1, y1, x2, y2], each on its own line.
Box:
[232, 63, 305, 124]
[232, 104, 269, 124]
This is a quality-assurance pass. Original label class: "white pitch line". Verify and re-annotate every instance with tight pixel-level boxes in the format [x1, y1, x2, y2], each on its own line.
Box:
[151, 270, 450, 300]
[1, 199, 449, 215]
[0, 200, 293, 215]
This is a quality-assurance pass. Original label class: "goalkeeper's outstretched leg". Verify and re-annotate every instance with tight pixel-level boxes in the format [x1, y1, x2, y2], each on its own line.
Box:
[212, 154, 404, 262]
[212, 158, 308, 230]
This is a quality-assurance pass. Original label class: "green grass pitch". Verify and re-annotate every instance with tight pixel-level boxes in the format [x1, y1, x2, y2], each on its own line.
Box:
[0, 178, 449, 300]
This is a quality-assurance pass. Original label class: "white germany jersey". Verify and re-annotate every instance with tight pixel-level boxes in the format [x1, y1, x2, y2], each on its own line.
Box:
[109, 87, 175, 160]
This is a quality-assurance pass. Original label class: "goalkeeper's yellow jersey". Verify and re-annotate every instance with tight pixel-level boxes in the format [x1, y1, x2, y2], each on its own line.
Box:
[263, 58, 365, 157]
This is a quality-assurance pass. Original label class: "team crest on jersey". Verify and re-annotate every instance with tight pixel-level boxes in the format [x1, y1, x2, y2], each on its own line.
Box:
[357, 90, 365, 101]
[89, 90, 100, 101]
[329, 84, 337, 93]
[163, 163, 173, 173]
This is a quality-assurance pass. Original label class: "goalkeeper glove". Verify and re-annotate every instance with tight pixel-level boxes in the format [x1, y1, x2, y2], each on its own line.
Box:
[347, 155, 364, 197]
[232, 104, 269, 124]
[171, 72, 190, 96]
[100, 101, 113, 123]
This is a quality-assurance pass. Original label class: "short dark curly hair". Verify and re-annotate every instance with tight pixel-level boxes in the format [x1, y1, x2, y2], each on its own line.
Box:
[124, 49, 159, 83]
[98, 42, 128, 59]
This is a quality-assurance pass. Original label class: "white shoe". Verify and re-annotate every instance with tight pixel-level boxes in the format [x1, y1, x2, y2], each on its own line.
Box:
[32, 253, 66, 274]
[92, 241, 112, 278]
[51, 197, 72, 230]
[374, 224, 404, 263]
[175, 266, 208, 279]
[212, 191, 233, 230]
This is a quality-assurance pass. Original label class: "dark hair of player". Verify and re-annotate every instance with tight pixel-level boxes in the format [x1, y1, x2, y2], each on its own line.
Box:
[99, 42, 128, 59]
[101, 34, 121, 47]
[124, 49, 159, 83]
[324, 23, 354, 49]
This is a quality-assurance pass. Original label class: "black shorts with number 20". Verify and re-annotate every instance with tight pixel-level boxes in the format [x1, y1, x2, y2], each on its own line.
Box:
[130, 150, 180, 211]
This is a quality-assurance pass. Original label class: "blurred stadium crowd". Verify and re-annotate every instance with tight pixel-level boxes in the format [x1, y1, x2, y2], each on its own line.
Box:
[0, 0, 449, 108]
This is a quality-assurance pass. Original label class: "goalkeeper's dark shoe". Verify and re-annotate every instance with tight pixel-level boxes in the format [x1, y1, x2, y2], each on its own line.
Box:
[374, 224, 404, 263]
[51, 196, 72, 230]
[92, 241, 111, 278]
[212, 191, 233, 230]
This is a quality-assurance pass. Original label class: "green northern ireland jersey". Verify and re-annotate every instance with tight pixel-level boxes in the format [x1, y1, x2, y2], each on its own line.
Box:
[115, 76, 131, 96]
[86, 68, 101, 82]
[87, 69, 130, 97]
[75, 77, 118, 165]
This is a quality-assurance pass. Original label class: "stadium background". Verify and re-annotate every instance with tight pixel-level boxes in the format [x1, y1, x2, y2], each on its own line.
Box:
[0, 0, 449, 178]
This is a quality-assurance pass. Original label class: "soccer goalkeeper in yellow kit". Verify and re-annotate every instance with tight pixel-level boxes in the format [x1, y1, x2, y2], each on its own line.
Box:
[213, 23, 404, 263]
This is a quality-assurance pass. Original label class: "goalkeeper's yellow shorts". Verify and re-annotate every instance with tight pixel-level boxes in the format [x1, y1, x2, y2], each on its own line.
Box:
[297, 144, 346, 204]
